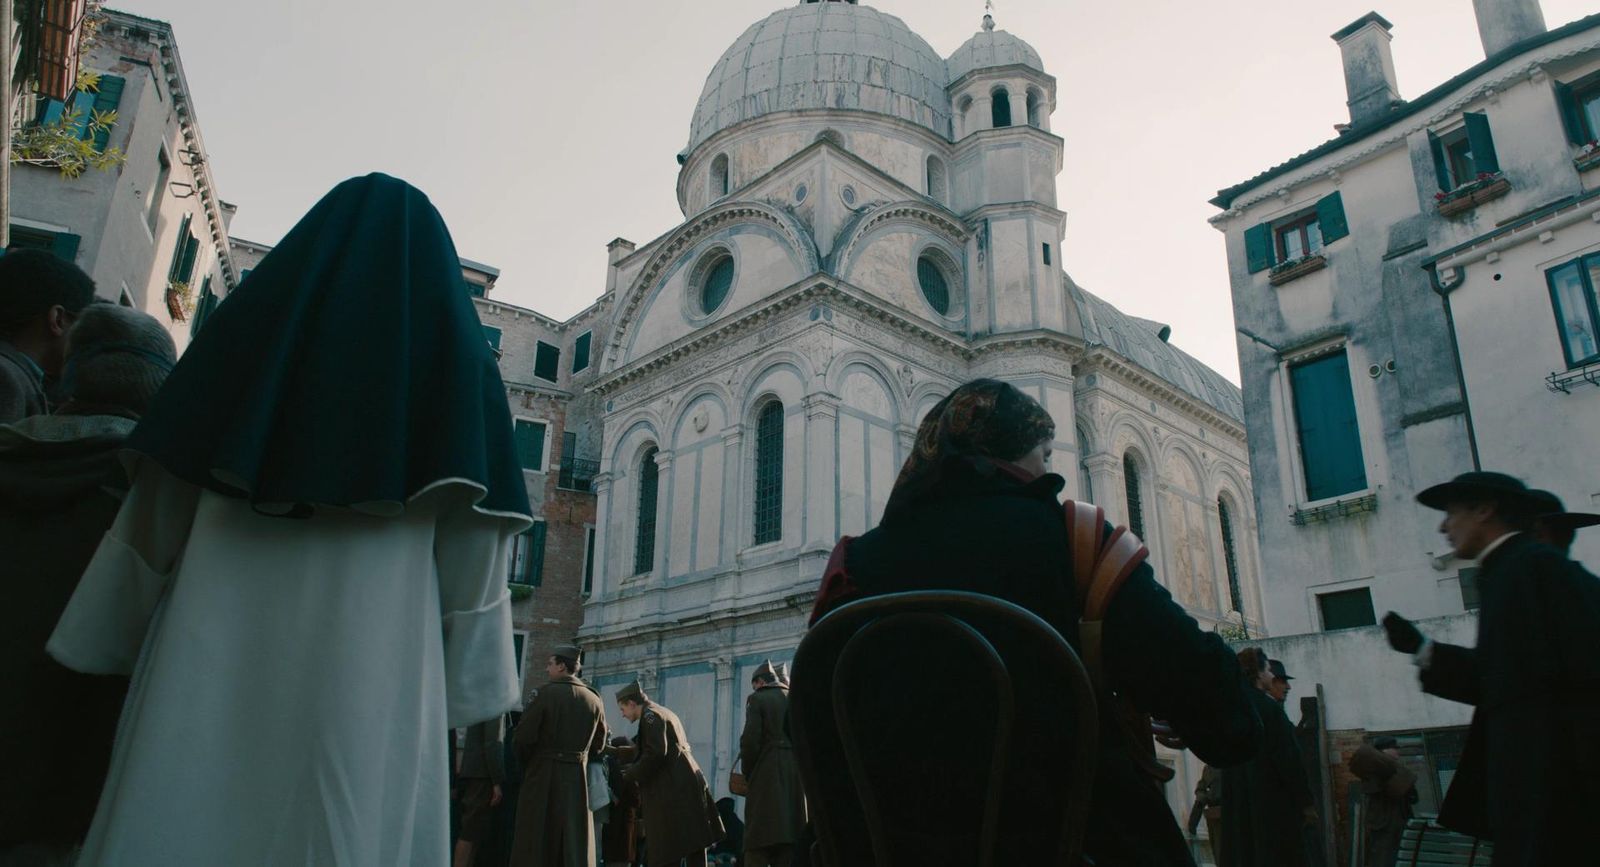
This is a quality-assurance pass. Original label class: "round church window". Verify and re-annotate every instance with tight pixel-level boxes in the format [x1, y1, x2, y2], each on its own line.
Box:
[700, 253, 735, 314]
[917, 255, 950, 316]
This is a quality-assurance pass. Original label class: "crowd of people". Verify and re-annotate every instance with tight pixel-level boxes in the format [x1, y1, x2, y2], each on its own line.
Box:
[3, 173, 1596, 867]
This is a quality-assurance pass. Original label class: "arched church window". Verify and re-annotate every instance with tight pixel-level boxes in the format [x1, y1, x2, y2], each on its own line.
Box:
[991, 87, 1012, 128]
[917, 254, 951, 316]
[694, 250, 735, 315]
[1026, 88, 1043, 128]
[634, 447, 659, 574]
[925, 155, 947, 204]
[710, 153, 730, 199]
[1219, 496, 1244, 613]
[1123, 453, 1145, 538]
[956, 95, 974, 138]
[753, 401, 784, 544]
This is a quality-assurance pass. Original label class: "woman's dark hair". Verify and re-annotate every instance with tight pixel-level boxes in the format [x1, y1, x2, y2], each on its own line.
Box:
[1236, 647, 1268, 679]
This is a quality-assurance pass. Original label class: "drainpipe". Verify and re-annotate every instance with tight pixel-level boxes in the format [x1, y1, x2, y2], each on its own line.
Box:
[1424, 261, 1481, 470]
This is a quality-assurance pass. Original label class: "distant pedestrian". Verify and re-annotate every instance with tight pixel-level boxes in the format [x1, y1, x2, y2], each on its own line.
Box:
[614, 681, 725, 867]
[708, 798, 744, 866]
[1266, 659, 1293, 705]
[0, 304, 174, 866]
[600, 737, 640, 867]
[511, 644, 609, 867]
[1220, 648, 1315, 867]
[0, 249, 96, 422]
[1348, 737, 1415, 867]
[44, 174, 532, 866]
[456, 717, 507, 867]
[1526, 488, 1600, 556]
[738, 660, 805, 867]
[1383, 471, 1600, 865]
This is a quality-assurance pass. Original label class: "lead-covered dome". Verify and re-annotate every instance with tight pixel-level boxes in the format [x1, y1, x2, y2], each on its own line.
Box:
[685, 1, 952, 155]
[946, 26, 1045, 82]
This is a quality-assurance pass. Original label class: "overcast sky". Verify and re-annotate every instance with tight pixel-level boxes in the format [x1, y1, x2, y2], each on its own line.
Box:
[127, 0, 1596, 383]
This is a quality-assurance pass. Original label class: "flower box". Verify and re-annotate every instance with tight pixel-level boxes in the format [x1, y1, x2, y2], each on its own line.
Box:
[1575, 148, 1600, 173]
[1435, 174, 1510, 218]
[1268, 254, 1328, 286]
[165, 280, 193, 322]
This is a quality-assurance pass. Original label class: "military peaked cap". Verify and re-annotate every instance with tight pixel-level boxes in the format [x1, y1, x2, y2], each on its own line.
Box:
[553, 643, 582, 664]
[615, 680, 648, 704]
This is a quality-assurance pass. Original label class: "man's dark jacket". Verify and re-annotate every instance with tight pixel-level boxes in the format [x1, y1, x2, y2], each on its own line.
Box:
[816, 460, 1263, 866]
[0, 414, 134, 846]
[1218, 688, 1314, 867]
[1419, 533, 1600, 865]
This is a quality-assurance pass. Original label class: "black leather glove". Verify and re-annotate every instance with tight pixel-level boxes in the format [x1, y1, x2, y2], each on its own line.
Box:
[1382, 611, 1423, 654]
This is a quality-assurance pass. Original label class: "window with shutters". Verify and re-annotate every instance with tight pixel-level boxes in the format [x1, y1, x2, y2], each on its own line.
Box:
[1218, 497, 1244, 614]
[1317, 587, 1376, 631]
[482, 326, 502, 352]
[513, 418, 549, 473]
[1289, 350, 1368, 502]
[634, 447, 660, 574]
[753, 401, 785, 545]
[581, 526, 596, 595]
[572, 331, 592, 373]
[1544, 253, 1600, 368]
[534, 341, 560, 382]
[1242, 192, 1349, 281]
[192, 277, 219, 336]
[509, 521, 546, 586]
[167, 213, 199, 286]
[1427, 113, 1505, 211]
[35, 73, 124, 153]
[1554, 74, 1600, 149]
[7, 225, 80, 261]
[1122, 453, 1146, 539]
[991, 87, 1012, 128]
[148, 148, 170, 233]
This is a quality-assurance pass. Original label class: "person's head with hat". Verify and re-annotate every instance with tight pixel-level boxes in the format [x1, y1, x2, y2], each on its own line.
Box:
[1526, 489, 1600, 555]
[1266, 658, 1294, 704]
[776, 661, 790, 688]
[547, 642, 583, 681]
[616, 679, 650, 723]
[1416, 471, 1544, 561]
[751, 659, 780, 691]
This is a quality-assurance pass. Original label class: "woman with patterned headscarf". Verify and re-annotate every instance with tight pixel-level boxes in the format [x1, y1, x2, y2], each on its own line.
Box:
[807, 378, 1261, 866]
[45, 175, 533, 866]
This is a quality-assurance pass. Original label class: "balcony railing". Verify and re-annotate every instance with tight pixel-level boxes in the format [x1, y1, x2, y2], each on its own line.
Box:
[558, 456, 599, 492]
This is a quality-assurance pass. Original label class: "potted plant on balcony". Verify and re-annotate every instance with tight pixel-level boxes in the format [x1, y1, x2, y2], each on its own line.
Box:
[1268, 253, 1328, 286]
[165, 280, 194, 321]
[1434, 171, 1511, 217]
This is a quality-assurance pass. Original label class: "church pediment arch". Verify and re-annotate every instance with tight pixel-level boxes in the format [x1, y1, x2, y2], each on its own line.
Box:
[830, 200, 971, 278]
[825, 353, 907, 425]
[605, 202, 821, 370]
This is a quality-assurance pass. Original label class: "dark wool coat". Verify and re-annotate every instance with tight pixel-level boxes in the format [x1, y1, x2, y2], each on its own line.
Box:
[0, 415, 132, 846]
[623, 701, 725, 866]
[816, 462, 1263, 866]
[1419, 533, 1600, 865]
[1218, 689, 1314, 867]
[739, 685, 807, 851]
[601, 753, 639, 864]
[511, 676, 608, 867]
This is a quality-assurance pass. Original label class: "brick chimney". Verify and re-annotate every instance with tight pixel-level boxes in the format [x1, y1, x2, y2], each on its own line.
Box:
[1331, 12, 1401, 126]
[1471, 0, 1547, 58]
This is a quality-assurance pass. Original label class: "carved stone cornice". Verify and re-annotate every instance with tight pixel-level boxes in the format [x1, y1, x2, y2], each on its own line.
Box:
[1079, 349, 1247, 442]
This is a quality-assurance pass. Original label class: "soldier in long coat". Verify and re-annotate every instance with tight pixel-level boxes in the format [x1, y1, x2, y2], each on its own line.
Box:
[615, 681, 725, 867]
[1383, 472, 1600, 866]
[739, 661, 807, 867]
[511, 644, 608, 867]
[1219, 649, 1315, 867]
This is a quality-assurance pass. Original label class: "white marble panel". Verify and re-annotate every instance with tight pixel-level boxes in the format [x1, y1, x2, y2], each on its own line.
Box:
[696, 442, 725, 571]
[669, 454, 698, 576]
[868, 422, 896, 526]
[839, 414, 868, 536]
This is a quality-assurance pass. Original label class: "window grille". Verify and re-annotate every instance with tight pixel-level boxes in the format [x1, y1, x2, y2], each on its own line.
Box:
[753, 402, 784, 544]
[1123, 454, 1145, 538]
[634, 447, 659, 574]
[1219, 498, 1244, 613]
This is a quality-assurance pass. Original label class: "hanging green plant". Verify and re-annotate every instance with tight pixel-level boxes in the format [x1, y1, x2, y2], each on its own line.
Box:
[12, 67, 127, 178]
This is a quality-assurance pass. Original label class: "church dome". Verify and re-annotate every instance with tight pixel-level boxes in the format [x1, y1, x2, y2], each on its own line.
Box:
[685, 1, 953, 155]
[945, 23, 1045, 82]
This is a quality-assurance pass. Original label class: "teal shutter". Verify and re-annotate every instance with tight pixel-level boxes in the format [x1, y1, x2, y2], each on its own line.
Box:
[168, 214, 191, 281]
[1290, 352, 1367, 501]
[1316, 192, 1349, 244]
[1463, 112, 1499, 175]
[572, 331, 591, 373]
[482, 325, 501, 350]
[39, 99, 65, 125]
[192, 276, 217, 335]
[50, 232, 81, 262]
[66, 90, 95, 138]
[526, 522, 547, 586]
[177, 234, 200, 283]
[514, 420, 546, 471]
[1555, 81, 1587, 144]
[89, 74, 124, 151]
[1244, 223, 1275, 273]
[1428, 131, 1452, 190]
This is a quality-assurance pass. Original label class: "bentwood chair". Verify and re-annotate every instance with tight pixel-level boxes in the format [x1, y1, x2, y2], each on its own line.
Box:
[791, 591, 1100, 867]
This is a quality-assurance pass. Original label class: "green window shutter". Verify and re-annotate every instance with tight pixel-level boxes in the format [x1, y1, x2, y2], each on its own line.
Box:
[1244, 223, 1274, 273]
[1428, 130, 1452, 191]
[1316, 192, 1349, 244]
[1463, 112, 1499, 175]
[39, 99, 66, 125]
[1555, 81, 1587, 144]
[66, 90, 95, 138]
[1290, 351, 1367, 501]
[51, 232, 81, 262]
[572, 331, 591, 373]
[482, 325, 501, 350]
[89, 74, 125, 152]
[527, 522, 547, 586]
[168, 214, 191, 281]
[192, 276, 216, 335]
[178, 234, 200, 284]
[514, 420, 546, 471]
[534, 341, 559, 381]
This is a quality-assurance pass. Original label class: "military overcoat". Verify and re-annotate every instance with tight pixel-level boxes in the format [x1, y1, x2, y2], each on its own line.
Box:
[510, 675, 608, 867]
[622, 701, 724, 866]
[739, 684, 808, 851]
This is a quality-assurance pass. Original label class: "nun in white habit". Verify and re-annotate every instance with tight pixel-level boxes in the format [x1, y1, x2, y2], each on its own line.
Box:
[47, 174, 533, 866]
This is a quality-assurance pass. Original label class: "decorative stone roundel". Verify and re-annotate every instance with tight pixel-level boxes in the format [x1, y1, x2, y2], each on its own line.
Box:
[794, 184, 807, 204]
[841, 185, 857, 207]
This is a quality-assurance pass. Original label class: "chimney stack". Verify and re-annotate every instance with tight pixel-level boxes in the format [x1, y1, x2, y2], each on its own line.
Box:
[605, 237, 636, 295]
[1472, 0, 1547, 58]
[1331, 13, 1402, 127]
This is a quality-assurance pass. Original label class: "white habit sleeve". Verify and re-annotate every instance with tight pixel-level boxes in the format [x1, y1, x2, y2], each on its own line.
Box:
[435, 506, 521, 729]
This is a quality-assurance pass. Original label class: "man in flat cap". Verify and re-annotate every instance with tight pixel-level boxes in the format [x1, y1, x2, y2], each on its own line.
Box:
[1382, 472, 1600, 864]
[739, 661, 806, 867]
[614, 681, 725, 866]
[510, 644, 608, 867]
